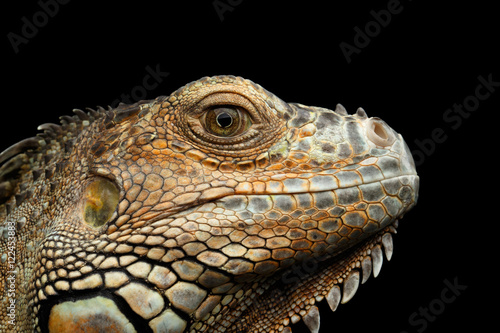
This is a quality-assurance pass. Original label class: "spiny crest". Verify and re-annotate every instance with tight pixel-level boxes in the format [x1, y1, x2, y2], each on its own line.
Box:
[0, 100, 151, 211]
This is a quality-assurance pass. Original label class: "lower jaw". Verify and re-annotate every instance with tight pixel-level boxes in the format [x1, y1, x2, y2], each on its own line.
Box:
[41, 221, 400, 333]
[225, 221, 399, 333]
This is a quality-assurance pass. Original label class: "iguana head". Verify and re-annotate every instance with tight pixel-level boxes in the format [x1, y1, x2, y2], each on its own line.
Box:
[0, 76, 418, 332]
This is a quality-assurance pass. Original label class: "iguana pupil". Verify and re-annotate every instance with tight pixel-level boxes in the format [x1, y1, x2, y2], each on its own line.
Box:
[216, 111, 233, 128]
[205, 106, 241, 136]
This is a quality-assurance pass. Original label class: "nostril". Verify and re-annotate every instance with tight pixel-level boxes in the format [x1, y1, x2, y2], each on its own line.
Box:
[366, 118, 395, 147]
[373, 122, 388, 140]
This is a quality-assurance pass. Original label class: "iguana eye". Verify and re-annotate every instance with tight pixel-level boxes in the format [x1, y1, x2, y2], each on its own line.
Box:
[204, 106, 252, 137]
[82, 178, 120, 228]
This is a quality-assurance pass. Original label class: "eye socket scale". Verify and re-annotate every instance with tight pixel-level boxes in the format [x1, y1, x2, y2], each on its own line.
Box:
[82, 178, 120, 228]
[203, 106, 252, 137]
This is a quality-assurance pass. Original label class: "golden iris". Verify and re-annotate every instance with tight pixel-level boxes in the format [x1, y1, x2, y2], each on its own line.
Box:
[205, 107, 250, 137]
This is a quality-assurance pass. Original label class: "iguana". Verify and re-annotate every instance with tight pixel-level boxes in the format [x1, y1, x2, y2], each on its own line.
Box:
[0, 76, 419, 332]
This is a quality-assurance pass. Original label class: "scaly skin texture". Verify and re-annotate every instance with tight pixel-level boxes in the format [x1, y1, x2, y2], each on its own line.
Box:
[0, 76, 418, 333]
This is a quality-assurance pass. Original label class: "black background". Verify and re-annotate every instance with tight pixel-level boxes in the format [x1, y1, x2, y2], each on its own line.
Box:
[3, 1, 497, 332]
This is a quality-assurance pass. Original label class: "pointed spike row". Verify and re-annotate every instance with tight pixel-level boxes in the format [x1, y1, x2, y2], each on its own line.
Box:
[17, 216, 27, 230]
[86, 107, 99, 118]
[31, 168, 43, 182]
[341, 270, 360, 304]
[371, 244, 383, 278]
[19, 181, 28, 192]
[0, 156, 27, 185]
[382, 233, 394, 261]
[49, 181, 58, 192]
[355, 107, 368, 119]
[45, 167, 55, 179]
[15, 192, 27, 206]
[361, 256, 372, 284]
[326, 285, 341, 312]
[60, 115, 76, 125]
[72, 109, 89, 120]
[0, 137, 41, 166]
[36, 132, 52, 141]
[37, 123, 63, 139]
[335, 103, 348, 116]
[97, 106, 107, 113]
[44, 154, 54, 165]
[303, 306, 320, 333]
[104, 110, 115, 129]
[37, 123, 62, 133]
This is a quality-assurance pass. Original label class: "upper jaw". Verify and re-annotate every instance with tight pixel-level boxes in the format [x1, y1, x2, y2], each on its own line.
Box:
[260, 102, 419, 192]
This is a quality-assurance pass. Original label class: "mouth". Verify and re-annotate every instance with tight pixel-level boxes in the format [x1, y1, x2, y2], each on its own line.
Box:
[227, 220, 400, 333]
[214, 163, 420, 332]
[209, 169, 418, 333]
